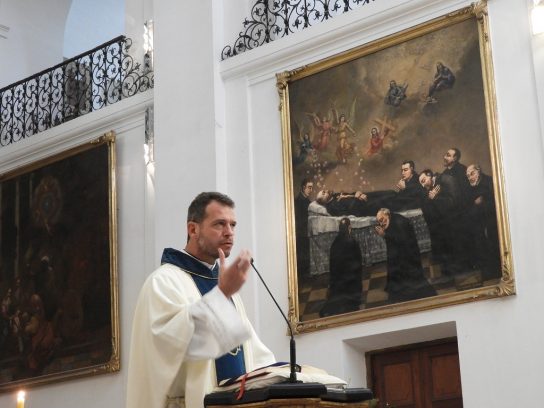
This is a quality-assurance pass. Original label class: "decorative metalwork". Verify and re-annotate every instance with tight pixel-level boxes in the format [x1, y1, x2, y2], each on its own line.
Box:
[0, 36, 154, 147]
[145, 105, 154, 164]
[221, 0, 376, 60]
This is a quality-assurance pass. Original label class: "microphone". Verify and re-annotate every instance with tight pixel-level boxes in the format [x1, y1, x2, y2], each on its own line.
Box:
[203, 259, 329, 406]
[250, 259, 299, 383]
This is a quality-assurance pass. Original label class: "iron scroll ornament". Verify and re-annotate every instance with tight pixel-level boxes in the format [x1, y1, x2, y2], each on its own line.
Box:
[221, 0, 376, 60]
[0, 36, 153, 147]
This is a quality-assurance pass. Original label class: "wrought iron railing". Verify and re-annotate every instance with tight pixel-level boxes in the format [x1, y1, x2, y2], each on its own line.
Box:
[0, 36, 154, 147]
[221, 0, 375, 60]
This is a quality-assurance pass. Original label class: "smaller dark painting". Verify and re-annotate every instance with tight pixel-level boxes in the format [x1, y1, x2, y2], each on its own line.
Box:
[0, 134, 118, 391]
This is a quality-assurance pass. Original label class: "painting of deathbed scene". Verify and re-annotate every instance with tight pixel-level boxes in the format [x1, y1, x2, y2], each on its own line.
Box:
[281, 12, 512, 325]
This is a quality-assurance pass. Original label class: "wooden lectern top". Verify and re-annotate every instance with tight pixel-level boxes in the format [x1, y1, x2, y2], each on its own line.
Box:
[206, 397, 370, 408]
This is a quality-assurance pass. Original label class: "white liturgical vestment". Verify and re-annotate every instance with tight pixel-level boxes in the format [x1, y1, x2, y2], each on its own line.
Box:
[126, 262, 275, 408]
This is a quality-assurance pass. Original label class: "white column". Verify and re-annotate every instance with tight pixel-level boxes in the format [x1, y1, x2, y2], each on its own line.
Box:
[153, 0, 217, 258]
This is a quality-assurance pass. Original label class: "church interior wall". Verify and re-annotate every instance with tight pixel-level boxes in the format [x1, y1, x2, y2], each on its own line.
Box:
[220, 0, 544, 407]
[0, 0, 543, 407]
[0, 92, 153, 408]
[0, 0, 72, 89]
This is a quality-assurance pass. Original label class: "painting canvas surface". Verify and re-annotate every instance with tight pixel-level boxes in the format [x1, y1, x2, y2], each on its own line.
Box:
[281, 11, 513, 331]
[0, 139, 117, 390]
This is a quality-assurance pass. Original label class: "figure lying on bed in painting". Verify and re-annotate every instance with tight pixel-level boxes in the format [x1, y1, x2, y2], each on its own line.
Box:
[315, 189, 395, 217]
[314, 183, 425, 218]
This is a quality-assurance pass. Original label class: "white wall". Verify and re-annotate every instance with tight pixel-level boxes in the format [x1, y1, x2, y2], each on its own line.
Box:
[153, 0, 218, 255]
[0, 0, 72, 88]
[0, 91, 153, 408]
[219, 0, 544, 407]
[532, 9, 544, 142]
[63, 0, 124, 58]
[1, 0, 544, 407]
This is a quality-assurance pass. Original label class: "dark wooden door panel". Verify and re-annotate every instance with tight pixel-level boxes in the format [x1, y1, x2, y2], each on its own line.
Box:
[383, 361, 416, 407]
[422, 343, 463, 408]
[370, 340, 463, 408]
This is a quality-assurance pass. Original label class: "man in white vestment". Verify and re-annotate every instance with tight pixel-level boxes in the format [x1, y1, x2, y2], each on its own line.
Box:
[126, 192, 276, 408]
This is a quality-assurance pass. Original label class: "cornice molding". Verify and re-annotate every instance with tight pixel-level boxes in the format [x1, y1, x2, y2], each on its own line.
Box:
[219, 0, 472, 83]
[0, 90, 153, 175]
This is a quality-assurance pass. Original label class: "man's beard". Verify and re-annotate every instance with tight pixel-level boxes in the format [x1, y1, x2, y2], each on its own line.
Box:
[197, 238, 231, 260]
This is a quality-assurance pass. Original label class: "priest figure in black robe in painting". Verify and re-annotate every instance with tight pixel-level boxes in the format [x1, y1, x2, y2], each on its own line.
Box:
[390, 160, 426, 211]
[294, 178, 313, 281]
[375, 208, 436, 303]
[320, 217, 364, 317]
[465, 164, 501, 281]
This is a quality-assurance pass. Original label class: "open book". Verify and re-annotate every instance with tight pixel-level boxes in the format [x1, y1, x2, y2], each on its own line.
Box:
[214, 362, 346, 393]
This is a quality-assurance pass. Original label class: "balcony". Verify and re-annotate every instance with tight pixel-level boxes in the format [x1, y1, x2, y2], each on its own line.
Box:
[0, 36, 153, 147]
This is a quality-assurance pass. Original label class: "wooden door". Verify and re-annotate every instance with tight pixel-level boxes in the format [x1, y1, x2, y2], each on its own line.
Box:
[369, 340, 462, 408]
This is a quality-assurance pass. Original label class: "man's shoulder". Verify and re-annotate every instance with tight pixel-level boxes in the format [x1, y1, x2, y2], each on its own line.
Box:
[295, 193, 310, 204]
[453, 162, 467, 173]
[148, 263, 194, 283]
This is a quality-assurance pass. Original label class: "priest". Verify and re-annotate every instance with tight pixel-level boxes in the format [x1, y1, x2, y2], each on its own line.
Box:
[126, 192, 275, 408]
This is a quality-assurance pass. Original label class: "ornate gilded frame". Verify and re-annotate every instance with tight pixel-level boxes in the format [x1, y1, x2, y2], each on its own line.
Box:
[277, 2, 514, 334]
[0, 132, 119, 391]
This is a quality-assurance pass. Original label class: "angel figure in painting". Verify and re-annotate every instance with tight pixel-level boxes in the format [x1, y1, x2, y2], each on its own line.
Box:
[306, 112, 333, 151]
[292, 128, 315, 167]
[332, 100, 357, 163]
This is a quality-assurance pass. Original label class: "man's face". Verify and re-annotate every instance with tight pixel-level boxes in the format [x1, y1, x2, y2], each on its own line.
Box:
[371, 127, 378, 137]
[466, 165, 481, 186]
[302, 182, 314, 198]
[316, 189, 331, 204]
[377, 211, 390, 231]
[401, 163, 413, 181]
[443, 149, 457, 168]
[189, 201, 236, 263]
[419, 173, 433, 190]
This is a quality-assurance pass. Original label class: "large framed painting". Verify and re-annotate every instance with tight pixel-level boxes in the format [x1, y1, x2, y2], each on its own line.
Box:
[0, 132, 119, 391]
[277, 2, 514, 334]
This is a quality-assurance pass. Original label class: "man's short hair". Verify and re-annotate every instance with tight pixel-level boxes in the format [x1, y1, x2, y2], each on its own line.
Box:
[421, 169, 433, 177]
[187, 192, 235, 223]
[377, 208, 391, 217]
[301, 178, 312, 189]
[450, 147, 461, 161]
[316, 190, 328, 205]
[402, 160, 415, 170]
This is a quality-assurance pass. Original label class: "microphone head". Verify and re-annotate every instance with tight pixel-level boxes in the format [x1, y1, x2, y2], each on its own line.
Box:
[250, 258, 255, 264]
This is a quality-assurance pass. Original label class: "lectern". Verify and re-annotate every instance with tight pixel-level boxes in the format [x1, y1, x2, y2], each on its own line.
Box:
[204, 385, 373, 408]
[206, 398, 370, 408]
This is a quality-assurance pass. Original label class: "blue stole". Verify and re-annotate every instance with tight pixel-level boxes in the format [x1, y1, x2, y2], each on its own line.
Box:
[160, 248, 246, 383]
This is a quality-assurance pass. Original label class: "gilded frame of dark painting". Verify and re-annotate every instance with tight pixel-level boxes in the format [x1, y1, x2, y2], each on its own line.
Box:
[0, 132, 119, 391]
[277, 2, 514, 334]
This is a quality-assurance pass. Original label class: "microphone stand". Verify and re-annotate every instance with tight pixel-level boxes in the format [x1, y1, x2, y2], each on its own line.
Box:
[203, 260, 328, 406]
[251, 260, 299, 383]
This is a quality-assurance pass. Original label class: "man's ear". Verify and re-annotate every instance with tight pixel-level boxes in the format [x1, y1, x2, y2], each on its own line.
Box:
[187, 221, 198, 239]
